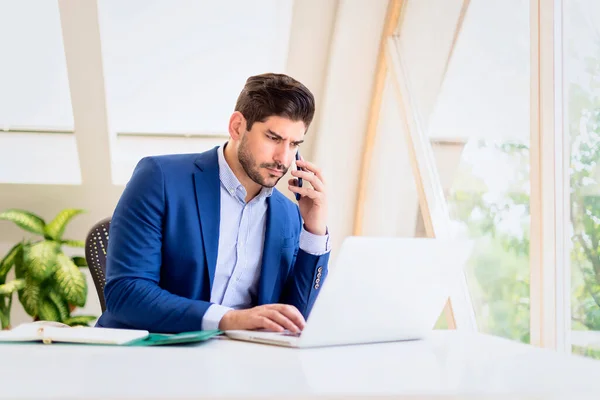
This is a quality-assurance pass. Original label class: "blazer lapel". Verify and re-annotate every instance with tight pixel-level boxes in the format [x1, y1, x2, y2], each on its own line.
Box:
[258, 195, 285, 305]
[193, 149, 221, 292]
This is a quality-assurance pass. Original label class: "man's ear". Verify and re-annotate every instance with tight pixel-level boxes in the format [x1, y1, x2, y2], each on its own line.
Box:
[228, 111, 246, 141]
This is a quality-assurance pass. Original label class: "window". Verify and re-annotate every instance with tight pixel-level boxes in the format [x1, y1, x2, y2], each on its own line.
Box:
[564, 0, 600, 359]
[97, 0, 293, 135]
[0, 0, 73, 129]
[0, 0, 79, 184]
[98, 0, 294, 184]
[397, 0, 531, 341]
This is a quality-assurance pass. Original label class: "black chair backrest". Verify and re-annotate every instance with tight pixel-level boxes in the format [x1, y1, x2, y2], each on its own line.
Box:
[85, 217, 111, 313]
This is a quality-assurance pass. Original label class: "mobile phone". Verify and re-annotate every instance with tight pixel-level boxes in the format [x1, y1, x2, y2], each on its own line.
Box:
[295, 151, 303, 201]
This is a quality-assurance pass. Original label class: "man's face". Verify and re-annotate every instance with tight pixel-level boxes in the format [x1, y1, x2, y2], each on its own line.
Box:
[238, 116, 306, 188]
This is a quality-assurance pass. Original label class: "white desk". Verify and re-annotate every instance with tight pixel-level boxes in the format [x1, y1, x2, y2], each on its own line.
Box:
[1, 331, 599, 399]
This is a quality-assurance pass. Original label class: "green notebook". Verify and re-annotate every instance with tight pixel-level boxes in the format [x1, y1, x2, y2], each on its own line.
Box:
[127, 330, 222, 346]
[0, 321, 222, 346]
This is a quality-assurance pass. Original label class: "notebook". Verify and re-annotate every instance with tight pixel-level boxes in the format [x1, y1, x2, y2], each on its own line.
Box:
[0, 321, 222, 346]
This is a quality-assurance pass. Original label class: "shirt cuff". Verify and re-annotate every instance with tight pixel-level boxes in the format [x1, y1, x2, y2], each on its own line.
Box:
[202, 304, 233, 331]
[299, 226, 331, 256]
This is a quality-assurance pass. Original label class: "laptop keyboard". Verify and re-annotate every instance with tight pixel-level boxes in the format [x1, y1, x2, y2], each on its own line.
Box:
[255, 329, 302, 337]
[280, 330, 301, 337]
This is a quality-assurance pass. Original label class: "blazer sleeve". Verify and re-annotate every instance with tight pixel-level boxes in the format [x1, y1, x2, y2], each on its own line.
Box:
[279, 207, 330, 319]
[103, 157, 212, 333]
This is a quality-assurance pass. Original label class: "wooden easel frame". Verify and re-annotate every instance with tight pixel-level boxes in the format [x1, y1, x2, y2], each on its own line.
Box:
[353, 0, 477, 331]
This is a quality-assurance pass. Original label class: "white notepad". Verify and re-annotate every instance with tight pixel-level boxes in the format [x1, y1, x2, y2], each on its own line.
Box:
[0, 321, 149, 345]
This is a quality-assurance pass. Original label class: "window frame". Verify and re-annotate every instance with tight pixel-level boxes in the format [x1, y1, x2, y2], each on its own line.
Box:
[529, 0, 571, 352]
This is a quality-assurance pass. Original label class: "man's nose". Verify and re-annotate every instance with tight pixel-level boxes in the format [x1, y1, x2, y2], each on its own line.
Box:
[274, 146, 291, 169]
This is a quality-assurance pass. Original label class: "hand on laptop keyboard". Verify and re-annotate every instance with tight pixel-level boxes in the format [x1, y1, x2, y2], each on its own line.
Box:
[218, 304, 305, 333]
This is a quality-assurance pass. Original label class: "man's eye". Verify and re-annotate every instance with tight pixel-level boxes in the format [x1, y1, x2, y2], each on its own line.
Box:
[269, 136, 279, 141]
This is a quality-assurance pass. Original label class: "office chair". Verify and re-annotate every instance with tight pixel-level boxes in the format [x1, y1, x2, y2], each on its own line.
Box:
[85, 217, 111, 313]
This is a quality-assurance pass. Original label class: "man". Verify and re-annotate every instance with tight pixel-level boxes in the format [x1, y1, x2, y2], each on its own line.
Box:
[96, 73, 330, 334]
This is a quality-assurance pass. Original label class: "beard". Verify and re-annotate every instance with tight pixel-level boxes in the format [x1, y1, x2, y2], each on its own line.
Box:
[238, 134, 289, 188]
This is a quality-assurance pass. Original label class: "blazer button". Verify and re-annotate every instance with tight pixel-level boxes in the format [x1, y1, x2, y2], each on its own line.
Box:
[317, 272, 322, 278]
[314, 283, 320, 289]
[316, 278, 320, 284]
[317, 266, 323, 272]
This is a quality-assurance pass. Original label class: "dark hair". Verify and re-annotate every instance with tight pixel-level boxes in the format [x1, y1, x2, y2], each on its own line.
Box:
[235, 73, 315, 132]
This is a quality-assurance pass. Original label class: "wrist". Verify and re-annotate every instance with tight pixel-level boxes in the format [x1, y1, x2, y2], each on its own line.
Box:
[218, 310, 236, 330]
[304, 223, 327, 236]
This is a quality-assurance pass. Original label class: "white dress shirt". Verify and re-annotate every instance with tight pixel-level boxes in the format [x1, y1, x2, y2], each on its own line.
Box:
[201, 145, 330, 330]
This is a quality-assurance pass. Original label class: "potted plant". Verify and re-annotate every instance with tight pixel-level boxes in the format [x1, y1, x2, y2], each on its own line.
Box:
[0, 209, 96, 329]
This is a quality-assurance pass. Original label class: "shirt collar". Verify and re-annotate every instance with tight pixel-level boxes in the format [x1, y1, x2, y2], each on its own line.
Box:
[217, 143, 273, 202]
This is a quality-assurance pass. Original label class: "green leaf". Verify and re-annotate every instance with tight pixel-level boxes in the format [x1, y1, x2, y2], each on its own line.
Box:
[0, 279, 25, 295]
[71, 256, 87, 268]
[14, 247, 27, 279]
[14, 246, 25, 279]
[0, 209, 46, 235]
[54, 253, 87, 307]
[37, 298, 60, 322]
[62, 240, 85, 248]
[44, 209, 85, 241]
[0, 242, 23, 283]
[19, 277, 41, 317]
[47, 290, 69, 322]
[24, 241, 60, 281]
[15, 248, 43, 317]
[63, 315, 96, 327]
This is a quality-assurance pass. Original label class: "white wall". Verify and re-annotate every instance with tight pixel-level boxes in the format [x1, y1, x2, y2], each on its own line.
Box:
[0, 0, 468, 324]
[0, 133, 81, 184]
[312, 0, 390, 254]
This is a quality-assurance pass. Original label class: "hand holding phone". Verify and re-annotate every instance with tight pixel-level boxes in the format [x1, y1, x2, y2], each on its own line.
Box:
[289, 152, 328, 236]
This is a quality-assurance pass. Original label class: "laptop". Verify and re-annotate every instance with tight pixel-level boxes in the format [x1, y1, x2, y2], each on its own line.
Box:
[225, 236, 472, 348]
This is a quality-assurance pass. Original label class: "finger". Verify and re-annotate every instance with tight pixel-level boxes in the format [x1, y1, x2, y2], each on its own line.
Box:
[296, 159, 325, 184]
[288, 184, 320, 200]
[264, 310, 301, 333]
[256, 316, 285, 332]
[272, 304, 306, 330]
[291, 169, 324, 192]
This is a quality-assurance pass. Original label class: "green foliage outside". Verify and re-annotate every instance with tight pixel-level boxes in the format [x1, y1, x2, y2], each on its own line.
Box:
[448, 141, 531, 344]
[446, 49, 600, 359]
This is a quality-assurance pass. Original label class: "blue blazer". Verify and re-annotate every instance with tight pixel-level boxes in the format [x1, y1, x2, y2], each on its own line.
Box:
[96, 147, 330, 333]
